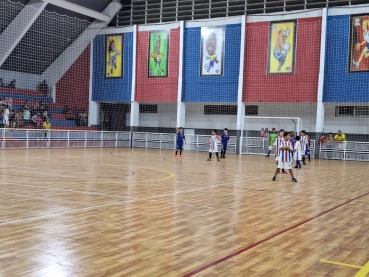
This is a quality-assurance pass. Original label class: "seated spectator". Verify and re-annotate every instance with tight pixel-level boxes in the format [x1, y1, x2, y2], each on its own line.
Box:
[66, 109, 74, 120]
[0, 78, 4, 87]
[39, 80, 48, 95]
[319, 134, 326, 143]
[9, 109, 15, 128]
[79, 109, 87, 126]
[74, 107, 80, 126]
[8, 79, 16, 88]
[23, 109, 30, 126]
[334, 130, 346, 142]
[42, 110, 48, 121]
[0, 98, 5, 107]
[0, 108, 4, 129]
[5, 97, 13, 109]
[62, 105, 70, 115]
[31, 113, 39, 127]
[15, 111, 24, 128]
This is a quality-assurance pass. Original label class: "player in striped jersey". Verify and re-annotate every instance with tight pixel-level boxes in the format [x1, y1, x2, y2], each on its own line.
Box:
[300, 130, 310, 165]
[272, 132, 298, 182]
[274, 129, 287, 174]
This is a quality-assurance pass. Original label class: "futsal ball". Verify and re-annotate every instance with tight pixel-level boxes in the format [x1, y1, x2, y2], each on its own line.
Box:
[356, 43, 361, 51]
[151, 52, 155, 58]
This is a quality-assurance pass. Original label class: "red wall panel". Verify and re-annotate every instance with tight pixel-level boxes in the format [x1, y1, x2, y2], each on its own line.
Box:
[135, 28, 179, 102]
[243, 17, 321, 103]
[56, 45, 90, 110]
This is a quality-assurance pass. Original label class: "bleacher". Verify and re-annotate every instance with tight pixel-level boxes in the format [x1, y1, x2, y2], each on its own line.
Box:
[0, 87, 96, 130]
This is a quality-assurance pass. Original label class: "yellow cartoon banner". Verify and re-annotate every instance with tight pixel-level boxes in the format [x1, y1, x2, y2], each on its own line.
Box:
[106, 34, 123, 78]
[268, 21, 296, 74]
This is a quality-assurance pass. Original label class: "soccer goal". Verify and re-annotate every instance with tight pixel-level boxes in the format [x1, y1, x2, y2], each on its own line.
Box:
[240, 116, 302, 155]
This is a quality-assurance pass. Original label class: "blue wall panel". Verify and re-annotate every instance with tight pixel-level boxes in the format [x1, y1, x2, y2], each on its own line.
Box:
[323, 15, 369, 102]
[182, 24, 241, 102]
[92, 33, 133, 102]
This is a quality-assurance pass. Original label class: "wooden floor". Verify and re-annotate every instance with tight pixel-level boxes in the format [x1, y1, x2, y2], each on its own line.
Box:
[0, 148, 369, 277]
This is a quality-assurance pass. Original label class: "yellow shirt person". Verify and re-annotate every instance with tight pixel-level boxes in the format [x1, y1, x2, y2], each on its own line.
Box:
[334, 130, 346, 142]
[43, 120, 51, 130]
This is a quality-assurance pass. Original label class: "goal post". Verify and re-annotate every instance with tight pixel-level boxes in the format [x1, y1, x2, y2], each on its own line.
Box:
[240, 116, 302, 155]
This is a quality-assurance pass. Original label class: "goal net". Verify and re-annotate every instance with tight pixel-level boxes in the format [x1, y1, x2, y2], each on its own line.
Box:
[240, 116, 302, 155]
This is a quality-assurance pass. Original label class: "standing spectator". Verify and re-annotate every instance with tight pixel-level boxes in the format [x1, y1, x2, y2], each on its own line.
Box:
[8, 79, 16, 88]
[327, 132, 334, 143]
[39, 80, 48, 95]
[3, 106, 9, 127]
[319, 134, 326, 143]
[5, 97, 13, 109]
[334, 130, 346, 142]
[260, 128, 265, 138]
[23, 109, 30, 127]
[9, 109, 15, 128]
[43, 118, 51, 138]
[37, 113, 43, 129]
[0, 78, 4, 87]
[0, 108, 4, 128]
[74, 107, 80, 126]
[15, 111, 24, 128]
[79, 109, 87, 126]
[42, 110, 48, 121]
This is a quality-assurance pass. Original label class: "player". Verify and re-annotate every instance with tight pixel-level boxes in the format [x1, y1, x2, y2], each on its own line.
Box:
[294, 136, 302, 169]
[274, 129, 287, 174]
[272, 132, 298, 182]
[266, 128, 278, 157]
[220, 128, 230, 159]
[306, 134, 311, 162]
[289, 131, 296, 150]
[300, 130, 309, 165]
[207, 130, 220, 161]
[174, 126, 186, 158]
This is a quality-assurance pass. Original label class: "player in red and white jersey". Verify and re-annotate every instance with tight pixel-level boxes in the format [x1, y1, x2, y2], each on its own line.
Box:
[272, 132, 297, 182]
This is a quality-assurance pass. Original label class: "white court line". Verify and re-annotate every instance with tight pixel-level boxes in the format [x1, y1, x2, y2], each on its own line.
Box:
[0, 167, 322, 226]
[0, 181, 140, 200]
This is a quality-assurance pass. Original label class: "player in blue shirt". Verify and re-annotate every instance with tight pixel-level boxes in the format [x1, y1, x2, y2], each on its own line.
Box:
[220, 128, 230, 159]
[174, 126, 186, 158]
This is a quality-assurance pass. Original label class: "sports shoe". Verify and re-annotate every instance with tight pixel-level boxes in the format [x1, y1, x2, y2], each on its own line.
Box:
[207, 158, 211, 161]
[217, 158, 220, 161]
[180, 155, 183, 158]
[303, 161, 306, 165]
[292, 178, 298, 182]
[272, 176, 276, 181]
[174, 155, 177, 158]
[266, 155, 270, 157]
[294, 166, 298, 168]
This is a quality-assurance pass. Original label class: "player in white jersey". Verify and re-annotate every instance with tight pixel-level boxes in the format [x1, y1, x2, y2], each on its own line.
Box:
[272, 132, 297, 182]
[207, 130, 221, 161]
[300, 130, 309, 165]
[293, 136, 302, 169]
[274, 129, 287, 174]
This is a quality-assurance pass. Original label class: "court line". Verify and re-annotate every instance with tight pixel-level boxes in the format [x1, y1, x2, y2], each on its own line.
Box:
[182, 190, 369, 277]
[320, 259, 363, 269]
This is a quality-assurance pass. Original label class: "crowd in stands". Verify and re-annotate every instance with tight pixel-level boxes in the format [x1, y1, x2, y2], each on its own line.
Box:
[0, 78, 16, 88]
[62, 105, 88, 126]
[1, 78, 49, 96]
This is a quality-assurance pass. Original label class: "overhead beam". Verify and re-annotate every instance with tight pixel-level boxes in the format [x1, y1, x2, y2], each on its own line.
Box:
[41, 1, 122, 85]
[0, 0, 48, 67]
[44, 0, 111, 22]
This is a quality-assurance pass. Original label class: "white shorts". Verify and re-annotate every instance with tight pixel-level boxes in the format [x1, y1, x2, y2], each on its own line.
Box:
[277, 161, 292, 170]
[3, 119, 9, 125]
[275, 155, 279, 161]
[268, 146, 273, 150]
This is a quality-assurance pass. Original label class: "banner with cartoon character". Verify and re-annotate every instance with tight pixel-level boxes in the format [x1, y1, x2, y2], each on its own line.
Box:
[350, 15, 369, 72]
[268, 20, 296, 74]
[201, 26, 224, 76]
[105, 34, 123, 78]
[148, 30, 169, 77]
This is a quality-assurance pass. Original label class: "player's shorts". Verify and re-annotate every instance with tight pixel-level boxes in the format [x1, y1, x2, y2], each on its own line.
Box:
[221, 143, 227, 151]
[275, 155, 279, 161]
[277, 161, 292, 170]
[3, 119, 9, 125]
[268, 146, 273, 151]
[305, 150, 310, 156]
[176, 143, 183, 150]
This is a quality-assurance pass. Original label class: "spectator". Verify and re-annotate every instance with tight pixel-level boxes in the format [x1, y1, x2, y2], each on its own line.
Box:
[39, 80, 48, 95]
[319, 134, 326, 143]
[66, 109, 74, 120]
[43, 118, 51, 137]
[327, 132, 334, 142]
[5, 97, 13, 109]
[15, 111, 24, 128]
[0, 108, 4, 128]
[74, 107, 80, 126]
[8, 79, 16, 88]
[79, 109, 87, 126]
[334, 130, 346, 142]
[0, 98, 5, 107]
[62, 105, 70, 115]
[42, 110, 48, 121]
[260, 128, 265, 138]
[23, 109, 30, 127]
[0, 78, 4, 87]
[3, 106, 9, 128]
[264, 128, 269, 139]
[9, 109, 15, 128]
[37, 113, 43, 129]
[31, 113, 39, 127]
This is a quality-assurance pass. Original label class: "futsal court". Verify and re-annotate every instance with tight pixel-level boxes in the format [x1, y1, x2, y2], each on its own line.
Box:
[0, 147, 368, 276]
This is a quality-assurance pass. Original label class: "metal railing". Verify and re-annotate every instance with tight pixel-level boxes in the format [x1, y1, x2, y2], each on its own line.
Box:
[240, 137, 315, 158]
[132, 132, 237, 153]
[319, 141, 369, 161]
[0, 128, 131, 149]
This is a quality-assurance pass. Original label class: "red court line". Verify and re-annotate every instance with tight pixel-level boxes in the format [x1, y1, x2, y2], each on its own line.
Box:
[182, 190, 369, 277]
